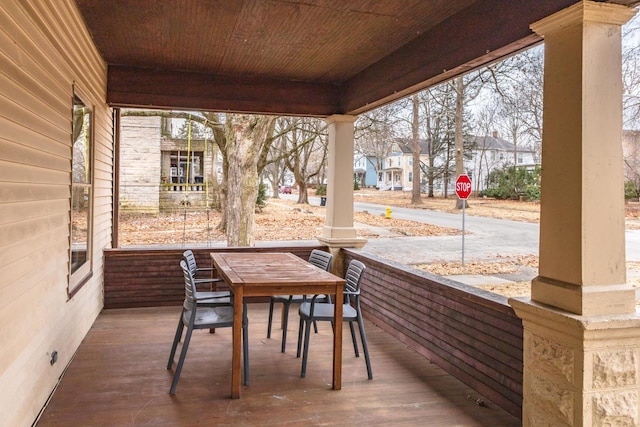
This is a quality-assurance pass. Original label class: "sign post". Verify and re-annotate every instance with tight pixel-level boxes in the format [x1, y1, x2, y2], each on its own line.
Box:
[455, 174, 472, 265]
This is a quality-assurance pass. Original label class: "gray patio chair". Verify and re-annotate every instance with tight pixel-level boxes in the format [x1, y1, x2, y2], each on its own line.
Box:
[296, 259, 372, 380]
[167, 260, 249, 394]
[183, 249, 230, 304]
[266, 249, 333, 352]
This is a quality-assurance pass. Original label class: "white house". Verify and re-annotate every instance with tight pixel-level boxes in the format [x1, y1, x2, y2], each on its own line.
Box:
[380, 140, 429, 191]
[465, 132, 538, 193]
[380, 134, 538, 194]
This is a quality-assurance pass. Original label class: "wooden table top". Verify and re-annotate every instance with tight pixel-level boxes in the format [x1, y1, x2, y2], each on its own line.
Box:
[212, 252, 345, 288]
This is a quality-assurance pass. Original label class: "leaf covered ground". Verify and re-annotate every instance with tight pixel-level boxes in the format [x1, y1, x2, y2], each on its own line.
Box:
[119, 190, 640, 302]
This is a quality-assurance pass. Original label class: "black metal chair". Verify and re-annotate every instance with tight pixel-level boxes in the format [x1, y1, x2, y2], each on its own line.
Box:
[296, 259, 372, 380]
[182, 249, 230, 305]
[167, 260, 249, 394]
[266, 249, 333, 352]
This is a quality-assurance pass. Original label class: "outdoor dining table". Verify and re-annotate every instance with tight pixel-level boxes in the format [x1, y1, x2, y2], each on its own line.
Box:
[211, 251, 346, 399]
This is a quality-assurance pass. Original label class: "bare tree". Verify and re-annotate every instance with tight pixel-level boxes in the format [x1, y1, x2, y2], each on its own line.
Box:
[263, 140, 287, 199]
[623, 15, 640, 129]
[411, 94, 422, 204]
[472, 104, 500, 193]
[624, 131, 640, 197]
[277, 117, 328, 204]
[496, 47, 544, 162]
[447, 63, 514, 207]
[418, 86, 456, 198]
[453, 76, 467, 208]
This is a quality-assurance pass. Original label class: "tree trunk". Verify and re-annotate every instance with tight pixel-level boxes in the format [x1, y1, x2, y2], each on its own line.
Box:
[411, 94, 422, 205]
[297, 182, 309, 204]
[224, 115, 274, 246]
[428, 154, 435, 198]
[207, 142, 220, 208]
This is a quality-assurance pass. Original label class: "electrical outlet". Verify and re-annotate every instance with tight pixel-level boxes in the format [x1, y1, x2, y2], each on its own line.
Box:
[50, 351, 58, 366]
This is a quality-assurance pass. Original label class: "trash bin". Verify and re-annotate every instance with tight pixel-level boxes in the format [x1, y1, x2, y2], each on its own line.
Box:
[320, 196, 326, 206]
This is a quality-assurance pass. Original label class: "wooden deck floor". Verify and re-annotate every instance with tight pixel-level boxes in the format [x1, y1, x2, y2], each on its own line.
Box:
[36, 304, 520, 426]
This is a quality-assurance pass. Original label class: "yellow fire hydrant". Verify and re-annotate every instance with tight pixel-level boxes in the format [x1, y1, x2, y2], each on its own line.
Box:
[385, 206, 392, 219]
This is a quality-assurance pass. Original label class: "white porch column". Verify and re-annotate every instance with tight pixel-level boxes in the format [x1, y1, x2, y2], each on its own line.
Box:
[318, 115, 366, 258]
[530, 2, 636, 317]
[510, 2, 640, 426]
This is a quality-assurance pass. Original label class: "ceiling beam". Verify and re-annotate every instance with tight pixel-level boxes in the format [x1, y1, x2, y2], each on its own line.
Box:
[341, 0, 578, 115]
[107, 66, 342, 116]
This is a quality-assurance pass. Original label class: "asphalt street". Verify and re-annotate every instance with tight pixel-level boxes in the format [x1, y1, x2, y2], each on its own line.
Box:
[284, 194, 640, 266]
[353, 201, 539, 265]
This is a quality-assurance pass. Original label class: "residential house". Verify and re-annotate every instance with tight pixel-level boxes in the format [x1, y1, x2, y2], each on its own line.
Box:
[465, 132, 538, 193]
[120, 114, 219, 212]
[380, 139, 429, 191]
[379, 134, 538, 195]
[353, 153, 379, 188]
[119, 115, 163, 213]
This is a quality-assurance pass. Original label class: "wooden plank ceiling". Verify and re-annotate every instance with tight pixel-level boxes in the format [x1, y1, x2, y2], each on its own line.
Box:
[75, 0, 638, 117]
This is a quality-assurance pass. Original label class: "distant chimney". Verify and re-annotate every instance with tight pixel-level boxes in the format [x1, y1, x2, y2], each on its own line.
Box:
[492, 130, 498, 138]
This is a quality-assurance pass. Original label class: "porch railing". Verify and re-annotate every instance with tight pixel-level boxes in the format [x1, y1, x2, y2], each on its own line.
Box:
[162, 183, 206, 192]
[103, 244, 523, 420]
[343, 249, 523, 420]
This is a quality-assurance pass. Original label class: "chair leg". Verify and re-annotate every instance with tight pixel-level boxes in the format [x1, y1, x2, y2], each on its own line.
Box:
[324, 296, 334, 330]
[349, 321, 359, 357]
[266, 299, 275, 338]
[357, 314, 373, 380]
[242, 322, 250, 386]
[280, 300, 294, 352]
[300, 319, 313, 378]
[296, 317, 305, 358]
[169, 324, 194, 394]
[167, 316, 184, 369]
[296, 318, 304, 357]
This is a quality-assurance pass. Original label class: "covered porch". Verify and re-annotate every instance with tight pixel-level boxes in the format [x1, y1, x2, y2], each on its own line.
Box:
[36, 244, 524, 423]
[2, 1, 640, 426]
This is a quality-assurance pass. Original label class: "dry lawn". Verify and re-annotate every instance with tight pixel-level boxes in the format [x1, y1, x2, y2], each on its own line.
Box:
[119, 190, 640, 301]
[416, 255, 538, 298]
[354, 190, 542, 222]
[118, 195, 460, 246]
[416, 254, 539, 276]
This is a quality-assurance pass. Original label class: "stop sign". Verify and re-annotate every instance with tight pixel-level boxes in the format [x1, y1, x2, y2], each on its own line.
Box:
[455, 174, 472, 199]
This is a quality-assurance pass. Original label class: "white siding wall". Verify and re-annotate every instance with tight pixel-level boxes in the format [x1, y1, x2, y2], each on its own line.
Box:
[0, 1, 111, 425]
[120, 115, 161, 213]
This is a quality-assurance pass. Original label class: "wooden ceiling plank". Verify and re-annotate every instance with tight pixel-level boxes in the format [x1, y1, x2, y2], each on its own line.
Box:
[106, 65, 340, 116]
[341, 0, 579, 115]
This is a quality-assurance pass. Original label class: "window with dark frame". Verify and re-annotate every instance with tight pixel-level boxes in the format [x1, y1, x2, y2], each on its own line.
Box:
[69, 90, 93, 295]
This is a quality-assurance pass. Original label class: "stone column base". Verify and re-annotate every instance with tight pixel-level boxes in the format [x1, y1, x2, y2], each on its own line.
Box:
[317, 235, 367, 276]
[510, 297, 640, 426]
[317, 236, 367, 249]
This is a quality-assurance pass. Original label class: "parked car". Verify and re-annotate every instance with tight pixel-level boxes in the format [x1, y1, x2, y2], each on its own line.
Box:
[279, 185, 292, 194]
